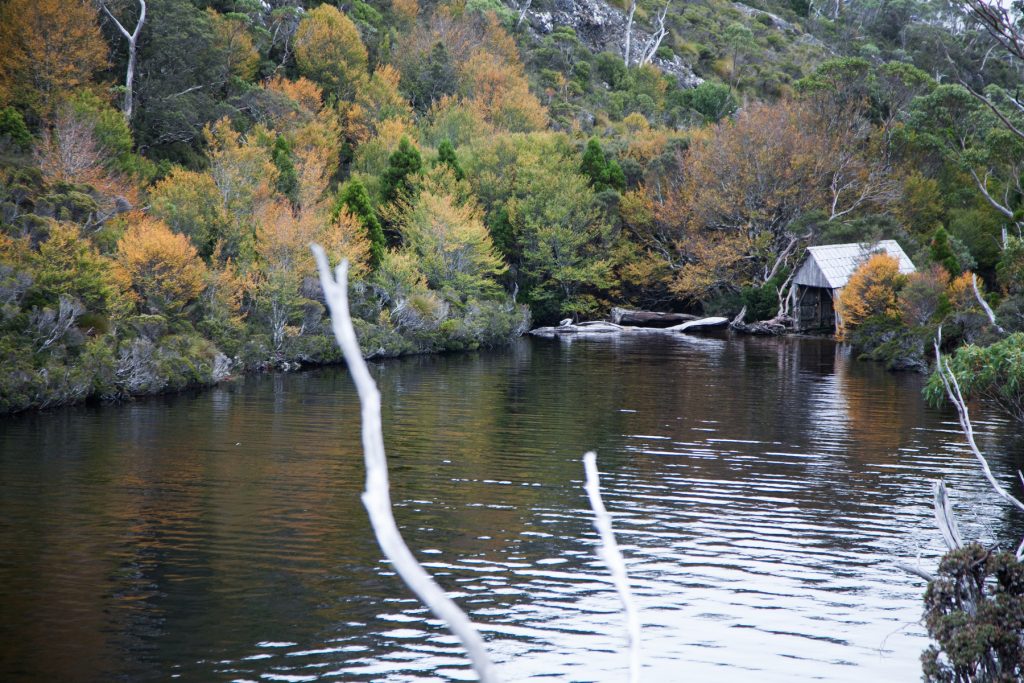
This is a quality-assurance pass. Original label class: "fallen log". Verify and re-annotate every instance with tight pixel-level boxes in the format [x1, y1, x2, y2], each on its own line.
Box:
[610, 307, 698, 328]
[665, 316, 729, 332]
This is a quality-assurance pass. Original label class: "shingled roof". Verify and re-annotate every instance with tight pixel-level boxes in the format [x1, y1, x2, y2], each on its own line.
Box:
[792, 240, 916, 290]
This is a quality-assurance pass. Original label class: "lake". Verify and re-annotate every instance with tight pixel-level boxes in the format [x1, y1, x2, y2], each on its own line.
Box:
[2, 334, 1023, 682]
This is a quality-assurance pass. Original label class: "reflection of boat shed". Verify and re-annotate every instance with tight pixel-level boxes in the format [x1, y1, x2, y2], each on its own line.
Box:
[791, 240, 916, 333]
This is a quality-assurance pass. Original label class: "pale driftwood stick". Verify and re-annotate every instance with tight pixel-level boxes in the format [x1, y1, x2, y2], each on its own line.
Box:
[972, 274, 1006, 334]
[312, 247, 501, 683]
[933, 480, 964, 552]
[894, 561, 935, 582]
[583, 452, 641, 683]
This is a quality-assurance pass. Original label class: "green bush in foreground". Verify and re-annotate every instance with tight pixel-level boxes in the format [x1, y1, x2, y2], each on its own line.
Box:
[924, 333, 1024, 424]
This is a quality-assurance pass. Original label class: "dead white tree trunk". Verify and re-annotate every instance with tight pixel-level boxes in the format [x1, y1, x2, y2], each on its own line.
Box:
[583, 452, 642, 683]
[933, 332, 1024, 560]
[972, 273, 1006, 334]
[100, 0, 147, 122]
[312, 247, 502, 683]
[639, 3, 671, 66]
[624, 0, 638, 67]
[516, 0, 532, 28]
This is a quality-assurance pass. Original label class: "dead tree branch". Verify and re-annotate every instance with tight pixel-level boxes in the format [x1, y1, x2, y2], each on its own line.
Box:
[583, 451, 641, 683]
[312, 247, 502, 683]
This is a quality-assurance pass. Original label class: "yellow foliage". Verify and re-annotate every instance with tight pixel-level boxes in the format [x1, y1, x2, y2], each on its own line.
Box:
[423, 95, 494, 146]
[341, 65, 414, 144]
[323, 208, 372, 279]
[115, 217, 208, 316]
[836, 253, 906, 340]
[947, 271, 982, 313]
[293, 4, 368, 96]
[0, 0, 108, 119]
[462, 50, 548, 132]
[209, 9, 260, 82]
[204, 118, 277, 231]
[392, 0, 420, 25]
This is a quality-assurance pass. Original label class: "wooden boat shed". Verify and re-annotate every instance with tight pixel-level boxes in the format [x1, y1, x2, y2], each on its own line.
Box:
[790, 240, 916, 333]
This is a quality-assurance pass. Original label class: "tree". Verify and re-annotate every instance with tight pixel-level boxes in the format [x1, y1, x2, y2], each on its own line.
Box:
[836, 253, 906, 339]
[388, 189, 506, 302]
[462, 49, 548, 133]
[98, 0, 147, 121]
[114, 216, 208, 317]
[580, 138, 625, 192]
[293, 4, 368, 98]
[434, 140, 465, 181]
[132, 0, 240, 155]
[0, 0, 108, 121]
[381, 137, 423, 204]
[272, 135, 299, 204]
[681, 81, 737, 124]
[336, 179, 386, 268]
[149, 168, 231, 258]
[929, 226, 961, 276]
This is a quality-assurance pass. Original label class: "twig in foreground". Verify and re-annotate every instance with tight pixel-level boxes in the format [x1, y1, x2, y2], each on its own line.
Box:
[312, 247, 501, 683]
[583, 451, 642, 683]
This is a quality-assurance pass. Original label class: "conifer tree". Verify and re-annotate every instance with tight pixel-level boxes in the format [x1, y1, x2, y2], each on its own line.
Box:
[381, 137, 423, 203]
[580, 138, 625, 192]
[337, 179, 386, 268]
[272, 135, 299, 204]
[930, 226, 961, 276]
[434, 139, 465, 181]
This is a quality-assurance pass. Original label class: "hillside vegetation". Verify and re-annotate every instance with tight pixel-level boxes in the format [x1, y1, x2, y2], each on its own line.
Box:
[1, 0, 1023, 413]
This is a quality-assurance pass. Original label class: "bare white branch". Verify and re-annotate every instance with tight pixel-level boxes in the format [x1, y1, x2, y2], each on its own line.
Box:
[932, 480, 964, 552]
[934, 336, 1024, 517]
[312, 246, 502, 683]
[583, 451, 641, 683]
[972, 274, 1005, 334]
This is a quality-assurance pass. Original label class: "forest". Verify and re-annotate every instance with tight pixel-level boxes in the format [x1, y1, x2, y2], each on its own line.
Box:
[0, 0, 1023, 428]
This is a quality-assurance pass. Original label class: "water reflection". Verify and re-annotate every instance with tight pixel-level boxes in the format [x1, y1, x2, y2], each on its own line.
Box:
[1, 335, 1022, 682]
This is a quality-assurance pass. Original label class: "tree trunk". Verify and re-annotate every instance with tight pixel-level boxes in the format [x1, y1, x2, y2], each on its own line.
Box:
[100, 1, 147, 122]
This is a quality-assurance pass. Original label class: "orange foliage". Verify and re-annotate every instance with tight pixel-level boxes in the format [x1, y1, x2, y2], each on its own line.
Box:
[266, 76, 325, 115]
[836, 253, 906, 340]
[115, 216, 208, 316]
[462, 50, 548, 132]
[34, 108, 138, 209]
[0, 0, 108, 119]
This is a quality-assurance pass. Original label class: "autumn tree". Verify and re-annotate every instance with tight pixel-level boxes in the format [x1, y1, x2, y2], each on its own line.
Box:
[294, 4, 368, 99]
[387, 189, 506, 302]
[149, 168, 231, 258]
[836, 253, 906, 340]
[115, 216, 208, 317]
[0, 0, 108, 121]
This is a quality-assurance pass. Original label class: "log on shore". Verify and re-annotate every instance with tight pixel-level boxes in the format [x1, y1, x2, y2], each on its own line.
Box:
[729, 309, 793, 336]
[664, 316, 729, 332]
[610, 307, 698, 328]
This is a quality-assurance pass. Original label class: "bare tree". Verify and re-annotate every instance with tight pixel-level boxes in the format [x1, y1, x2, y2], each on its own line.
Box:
[624, 0, 638, 67]
[638, 3, 671, 66]
[99, 0, 147, 122]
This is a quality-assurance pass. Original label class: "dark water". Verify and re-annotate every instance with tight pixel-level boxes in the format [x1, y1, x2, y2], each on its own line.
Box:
[3, 335, 1024, 683]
